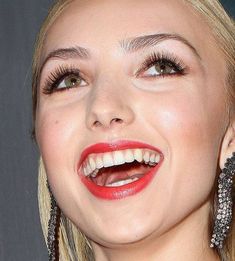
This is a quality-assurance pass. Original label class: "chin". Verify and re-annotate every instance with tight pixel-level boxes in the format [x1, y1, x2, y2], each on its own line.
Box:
[84, 214, 162, 248]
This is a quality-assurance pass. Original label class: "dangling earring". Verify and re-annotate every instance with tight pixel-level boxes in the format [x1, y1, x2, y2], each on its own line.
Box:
[210, 152, 235, 249]
[47, 181, 61, 261]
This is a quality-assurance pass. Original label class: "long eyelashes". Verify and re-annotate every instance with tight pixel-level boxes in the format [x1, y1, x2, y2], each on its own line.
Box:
[42, 52, 187, 95]
[42, 66, 84, 94]
[135, 52, 187, 77]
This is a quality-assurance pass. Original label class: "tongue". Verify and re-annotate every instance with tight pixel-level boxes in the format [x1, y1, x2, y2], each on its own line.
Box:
[92, 162, 152, 186]
[104, 171, 144, 186]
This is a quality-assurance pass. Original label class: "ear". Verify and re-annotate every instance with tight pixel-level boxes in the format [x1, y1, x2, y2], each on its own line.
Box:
[219, 121, 235, 169]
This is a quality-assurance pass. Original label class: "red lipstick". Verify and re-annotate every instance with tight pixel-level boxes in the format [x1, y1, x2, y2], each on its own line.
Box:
[78, 140, 163, 200]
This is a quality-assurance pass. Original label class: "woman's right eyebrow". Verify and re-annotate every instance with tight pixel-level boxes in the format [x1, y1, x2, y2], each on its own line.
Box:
[40, 46, 90, 71]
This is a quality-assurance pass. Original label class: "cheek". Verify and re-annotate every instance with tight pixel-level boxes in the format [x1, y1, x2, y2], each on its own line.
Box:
[143, 89, 224, 151]
[139, 88, 225, 214]
[35, 103, 83, 176]
[37, 111, 68, 160]
[35, 105, 89, 222]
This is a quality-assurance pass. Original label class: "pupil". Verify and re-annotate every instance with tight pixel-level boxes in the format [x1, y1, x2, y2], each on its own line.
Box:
[70, 77, 77, 85]
[160, 64, 166, 72]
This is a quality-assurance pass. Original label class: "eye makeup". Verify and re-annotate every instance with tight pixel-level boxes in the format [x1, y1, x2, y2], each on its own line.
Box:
[42, 65, 87, 94]
[135, 51, 187, 78]
[41, 51, 188, 95]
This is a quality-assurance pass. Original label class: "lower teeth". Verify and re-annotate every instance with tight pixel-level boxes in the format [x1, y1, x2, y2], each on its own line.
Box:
[106, 177, 139, 187]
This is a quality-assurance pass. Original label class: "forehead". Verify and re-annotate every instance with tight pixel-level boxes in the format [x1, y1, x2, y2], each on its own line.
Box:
[43, 0, 218, 59]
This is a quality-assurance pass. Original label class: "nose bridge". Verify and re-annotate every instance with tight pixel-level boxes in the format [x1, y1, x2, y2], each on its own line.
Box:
[86, 74, 134, 130]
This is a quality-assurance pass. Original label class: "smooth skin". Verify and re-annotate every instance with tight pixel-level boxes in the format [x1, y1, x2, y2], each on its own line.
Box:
[36, 0, 234, 260]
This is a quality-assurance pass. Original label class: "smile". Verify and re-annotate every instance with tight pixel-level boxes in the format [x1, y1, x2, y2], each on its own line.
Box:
[78, 140, 163, 200]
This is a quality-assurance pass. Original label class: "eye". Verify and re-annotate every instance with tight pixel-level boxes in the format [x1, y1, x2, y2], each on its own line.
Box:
[136, 53, 186, 78]
[144, 60, 178, 77]
[57, 74, 87, 89]
[42, 66, 89, 95]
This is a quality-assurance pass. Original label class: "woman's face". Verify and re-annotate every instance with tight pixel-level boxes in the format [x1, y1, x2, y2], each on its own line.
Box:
[36, 0, 229, 248]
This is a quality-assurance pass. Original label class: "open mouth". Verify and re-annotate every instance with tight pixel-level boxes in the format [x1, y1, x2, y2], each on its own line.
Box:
[81, 148, 161, 187]
[78, 141, 163, 199]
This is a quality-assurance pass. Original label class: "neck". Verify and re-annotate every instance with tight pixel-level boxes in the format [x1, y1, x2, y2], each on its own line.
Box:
[91, 201, 220, 261]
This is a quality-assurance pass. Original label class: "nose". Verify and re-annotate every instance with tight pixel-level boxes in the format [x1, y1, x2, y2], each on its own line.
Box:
[86, 81, 135, 131]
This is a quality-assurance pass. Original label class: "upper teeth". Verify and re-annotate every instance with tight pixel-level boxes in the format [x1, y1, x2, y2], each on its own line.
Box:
[81, 149, 161, 177]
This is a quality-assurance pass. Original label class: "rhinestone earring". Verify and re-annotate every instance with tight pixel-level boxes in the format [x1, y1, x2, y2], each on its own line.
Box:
[210, 153, 235, 249]
[47, 182, 61, 261]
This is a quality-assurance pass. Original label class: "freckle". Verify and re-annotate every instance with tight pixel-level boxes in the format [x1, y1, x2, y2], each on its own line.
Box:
[54, 120, 59, 125]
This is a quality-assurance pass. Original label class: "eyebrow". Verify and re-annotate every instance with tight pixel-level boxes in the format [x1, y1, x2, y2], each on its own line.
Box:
[120, 33, 200, 58]
[39, 33, 200, 75]
[40, 46, 90, 71]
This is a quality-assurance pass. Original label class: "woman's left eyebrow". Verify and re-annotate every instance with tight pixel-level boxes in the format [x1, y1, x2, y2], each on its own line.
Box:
[120, 33, 201, 59]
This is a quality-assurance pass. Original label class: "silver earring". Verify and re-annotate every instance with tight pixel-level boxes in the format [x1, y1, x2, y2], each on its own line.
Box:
[210, 153, 235, 249]
[47, 181, 61, 261]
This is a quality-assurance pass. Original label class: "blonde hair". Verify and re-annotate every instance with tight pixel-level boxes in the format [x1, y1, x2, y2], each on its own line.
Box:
[33, 0, 235, 260]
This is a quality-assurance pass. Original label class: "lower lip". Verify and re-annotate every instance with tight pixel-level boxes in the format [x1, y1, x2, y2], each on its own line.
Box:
[79, 159, 163, 200]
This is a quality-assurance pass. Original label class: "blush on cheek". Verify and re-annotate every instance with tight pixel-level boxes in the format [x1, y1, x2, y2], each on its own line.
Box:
[36, 113, 65, 161]
[157, 104, 207, 146]
[152, 102, 219, 223]
[155, 89, 225, 152]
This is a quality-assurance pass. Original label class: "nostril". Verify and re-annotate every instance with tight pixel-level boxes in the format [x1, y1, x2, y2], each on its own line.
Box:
[110, 118, 123, 125]
[94, 120, 102, 127]
[92, 117, 124, 129]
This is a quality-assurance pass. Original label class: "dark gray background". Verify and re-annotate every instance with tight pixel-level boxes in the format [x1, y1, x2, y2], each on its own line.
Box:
[0, 1, 234, 260]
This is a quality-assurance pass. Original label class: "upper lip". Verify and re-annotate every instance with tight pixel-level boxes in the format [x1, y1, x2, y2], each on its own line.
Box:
[78, 140, 163, 171]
